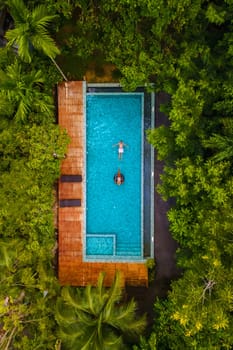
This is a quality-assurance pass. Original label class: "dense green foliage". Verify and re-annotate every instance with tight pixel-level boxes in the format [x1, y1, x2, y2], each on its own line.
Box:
[145, 1, 233, 348]
[1, 0, 233, 348]
[0, 63, 68, 350]
[0, 2, 68, 347]
[56, 271, 146, 350]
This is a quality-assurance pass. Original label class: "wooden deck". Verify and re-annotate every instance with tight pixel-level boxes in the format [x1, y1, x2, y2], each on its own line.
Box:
[58, 81, 148, 287]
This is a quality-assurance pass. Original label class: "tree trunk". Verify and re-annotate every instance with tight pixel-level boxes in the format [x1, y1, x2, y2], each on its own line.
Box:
[50, 57, 68, 81]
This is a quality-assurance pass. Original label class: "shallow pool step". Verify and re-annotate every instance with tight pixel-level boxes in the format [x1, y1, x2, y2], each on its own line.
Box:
[116, 243, 141, 256]
[86, 234, 116, 256]
[85, 235, 141, 258]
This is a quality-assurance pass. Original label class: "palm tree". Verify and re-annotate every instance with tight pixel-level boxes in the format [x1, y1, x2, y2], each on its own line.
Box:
[55, 271, 146, 350]
[0, 60, 54, 123]
[5, 0, 67, 81]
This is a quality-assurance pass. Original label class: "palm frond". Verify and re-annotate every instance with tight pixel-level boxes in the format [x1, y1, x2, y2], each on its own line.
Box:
[55, 298, 75, 324]
[59, 323, 81, 336]
[5, 26, 22, 43]
[32, 6, 58, 27]
[108, 299, 146, 336]
[114, 298, 137, 321]
[5, 28, 19, 50]
[30, 69, 45, 84]
[80, 330, 97, 350]
[6, 60, 21, 79]
[31, 31, 60, 59]
[57, 327, 83, 349]
[102, 330, 123, 350]
[6, 26, 32, 63]
[97, 311, 103, 343]
[102, 270, 123, 320]
[7, 0, 29, 24]
[15, 98, 30, 123]
[33, 101, 54, 117]
[118, 312, 146, 335]
[97, 271, 106, 298]
[61, 286, 92, 315]
[18, 35, 32, 63]
[85, 285, 96, 315]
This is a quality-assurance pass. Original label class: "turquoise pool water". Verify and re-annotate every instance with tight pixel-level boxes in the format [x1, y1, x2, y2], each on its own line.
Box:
[85, 93, 143, 260]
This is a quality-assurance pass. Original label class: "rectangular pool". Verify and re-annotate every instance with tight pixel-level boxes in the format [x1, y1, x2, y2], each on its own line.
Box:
[85, 92, 147, 261]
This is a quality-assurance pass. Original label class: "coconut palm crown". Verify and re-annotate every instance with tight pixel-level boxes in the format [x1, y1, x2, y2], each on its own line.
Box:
[6, 0, 60, 62]
[55, 271, 146, 350]
[5, 0, 67, 80]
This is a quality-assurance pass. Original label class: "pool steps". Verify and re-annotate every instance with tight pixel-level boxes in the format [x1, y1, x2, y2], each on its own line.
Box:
[86, 233, 141, 258]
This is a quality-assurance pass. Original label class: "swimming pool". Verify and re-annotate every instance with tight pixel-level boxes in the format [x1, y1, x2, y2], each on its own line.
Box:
[85, 91, 151, 261]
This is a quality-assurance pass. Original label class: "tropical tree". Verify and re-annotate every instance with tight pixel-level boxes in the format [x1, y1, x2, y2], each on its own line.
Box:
[0, 116, 69, 348]
[5, 0, 67, 80]
[153, 246, 233, 350]
[55, 271, 146, 350]
[0, 60, 54, 123]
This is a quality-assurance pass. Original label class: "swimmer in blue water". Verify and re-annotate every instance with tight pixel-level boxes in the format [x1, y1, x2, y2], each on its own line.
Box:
[112, 140, 128, 159]
[114, 169, 125, 185]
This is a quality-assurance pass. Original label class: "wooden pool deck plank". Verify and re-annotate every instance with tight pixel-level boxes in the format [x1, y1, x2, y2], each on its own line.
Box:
[57, 81, 148, 287]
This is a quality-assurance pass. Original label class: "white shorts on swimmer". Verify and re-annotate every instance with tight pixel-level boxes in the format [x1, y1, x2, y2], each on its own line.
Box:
[119, 148, 124, 153]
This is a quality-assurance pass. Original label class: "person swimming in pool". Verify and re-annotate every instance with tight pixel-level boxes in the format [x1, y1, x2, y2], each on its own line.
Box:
[112, 140, 128, 159]
[114, 169, 125, 185]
